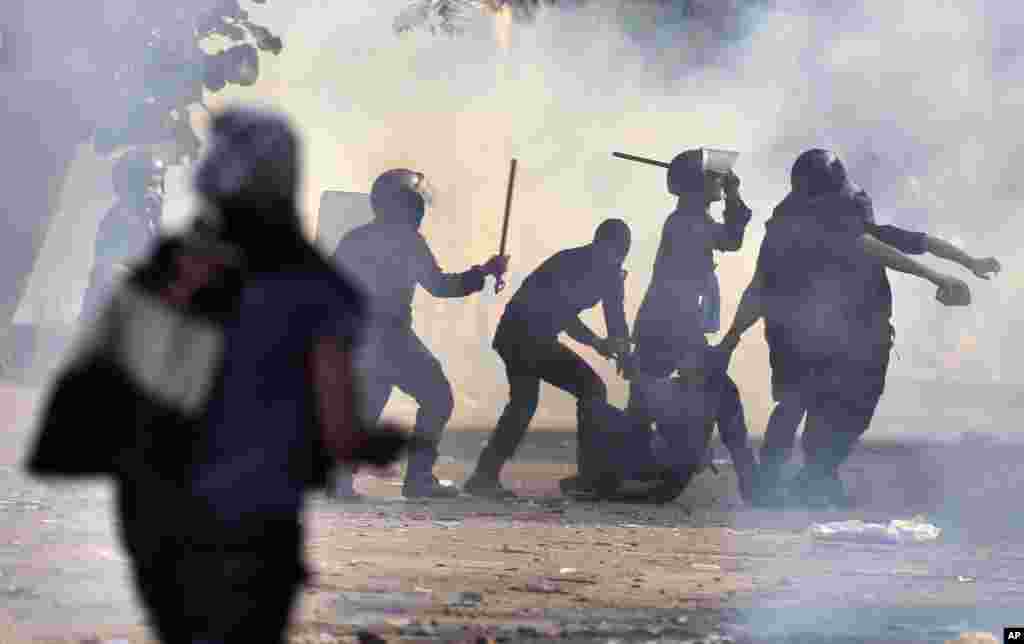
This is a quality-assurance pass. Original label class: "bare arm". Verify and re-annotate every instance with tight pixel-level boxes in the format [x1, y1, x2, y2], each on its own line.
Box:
[924, 235, 1002, 279]
[712, 196, 753, 252]
[414, 234, 486, 298]
[310, 336, 367, 462]
[859, 233, 945, 284]
[859, 233, 971, 305]
[601, 270, 630, 341]
[719, 269, 765, 351]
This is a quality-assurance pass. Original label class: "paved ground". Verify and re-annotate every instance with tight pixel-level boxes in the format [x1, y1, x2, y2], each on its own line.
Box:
[0, 383, 1021, 643]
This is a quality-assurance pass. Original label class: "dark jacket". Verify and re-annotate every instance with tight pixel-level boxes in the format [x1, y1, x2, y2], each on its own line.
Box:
[635, 198, 751, 341]
[762, 186, 927, 360]
[333, 220, 484, 327]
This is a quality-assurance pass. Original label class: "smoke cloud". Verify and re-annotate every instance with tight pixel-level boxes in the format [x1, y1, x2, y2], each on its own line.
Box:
[17, 0, 1022, 434]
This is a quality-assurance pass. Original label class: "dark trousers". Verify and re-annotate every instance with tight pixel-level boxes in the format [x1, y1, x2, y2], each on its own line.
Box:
[763, 325, 892, 477]
[799, 350, 890, 477]
[124, 522, 305, 644]
[355, 323, 454, 444]
[475, 326, 608, 479]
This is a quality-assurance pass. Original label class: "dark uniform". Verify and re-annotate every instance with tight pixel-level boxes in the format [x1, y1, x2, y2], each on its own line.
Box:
[464, 220, 631, 499]
[760, 185, 929, 492]
[331, 168, 501, 499]
[755, 181, 907, 505]
[627, 151, 757, 502]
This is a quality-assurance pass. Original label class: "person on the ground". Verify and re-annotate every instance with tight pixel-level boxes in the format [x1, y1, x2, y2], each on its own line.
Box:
[462, 219, 633, 500]
[717, 148, 975, 508]
[756, 149, 1003, 505]
[80, 150, 165, 323]
[625, 148, 759, 504]
[330, 168, 508, 500]
[28, 107, 409, 643]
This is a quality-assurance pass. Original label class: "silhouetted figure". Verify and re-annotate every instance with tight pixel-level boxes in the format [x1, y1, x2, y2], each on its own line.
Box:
[463, 219, 632, 499]
[627, 148, 759, 504]
[79, 150, 164, 323]
[754, 149, 1001, 505]
[330, 168, 507, 500]
[719, 148, 975, 508]
[28, 108, 407, 643]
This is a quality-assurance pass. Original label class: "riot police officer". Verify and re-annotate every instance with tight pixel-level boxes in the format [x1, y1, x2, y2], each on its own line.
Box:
[331, 169, 507, 500]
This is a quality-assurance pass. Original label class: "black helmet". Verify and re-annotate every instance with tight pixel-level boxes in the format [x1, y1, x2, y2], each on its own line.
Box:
[112, 150, 165, 197]
[666, 149, 706, 196]
[370, 168, 433, 227]
[791, 148, 849, 197]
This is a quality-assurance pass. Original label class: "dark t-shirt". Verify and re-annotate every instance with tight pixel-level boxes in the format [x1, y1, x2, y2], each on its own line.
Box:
[190, 263, 365, 530]
[499, 244, 628, 343]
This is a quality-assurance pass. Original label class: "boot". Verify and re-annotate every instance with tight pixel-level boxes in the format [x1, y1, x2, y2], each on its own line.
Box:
[402, 443, 459, 499]
[327, 466, 364, 502]
[820, 470, 855, 509]
[755, 447, 789, 508]
[727, 443, 759, 506]
[464, 443, 517, 500]
[463, 470, 518, 500]
[787, 465, 833, 509]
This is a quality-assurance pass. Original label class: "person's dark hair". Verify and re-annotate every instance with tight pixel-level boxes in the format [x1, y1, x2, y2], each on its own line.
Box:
[594, 218, 631, 250]
[667, 149, 705, 195]
[193, 107, 307, 271]
[370, 169, 427, 227]
[195, 107, 300, 210]
[791, 148, 849, 197]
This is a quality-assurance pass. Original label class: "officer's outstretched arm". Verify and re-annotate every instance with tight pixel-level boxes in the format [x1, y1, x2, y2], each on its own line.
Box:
[414, 234, 486, 298]
[859, 233, 971, 306]
[720, 269, 764, 351]
[922, 235, 1002, 280]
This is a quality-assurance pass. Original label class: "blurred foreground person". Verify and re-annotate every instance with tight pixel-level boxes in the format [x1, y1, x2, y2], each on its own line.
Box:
[754, 149, 1002, 506]
[27, 107, 407, 644]
[626, 148, 759, 504]
[463, 219, 632, 499]
[331, 168, 508, 500]
[718, 148, 975, 509]
[79, 150, 165, 323]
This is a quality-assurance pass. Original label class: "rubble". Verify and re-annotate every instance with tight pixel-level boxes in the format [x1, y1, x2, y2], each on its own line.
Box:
[809, 518, 942, 544]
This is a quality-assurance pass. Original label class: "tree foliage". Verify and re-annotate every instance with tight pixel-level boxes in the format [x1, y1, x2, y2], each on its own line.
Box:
[94, 0, 284, 164]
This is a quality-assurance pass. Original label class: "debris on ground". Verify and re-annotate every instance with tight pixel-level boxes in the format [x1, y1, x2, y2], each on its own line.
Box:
[447, 591, 483, 608]
[331, 591, 432, 627]
[809, 518, 941, 544]
[523, 578, 562, 593]
[945, 633, 999, 644]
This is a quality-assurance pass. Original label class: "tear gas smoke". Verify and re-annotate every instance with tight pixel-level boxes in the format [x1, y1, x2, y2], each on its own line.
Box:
[15, 0, 1023, 435]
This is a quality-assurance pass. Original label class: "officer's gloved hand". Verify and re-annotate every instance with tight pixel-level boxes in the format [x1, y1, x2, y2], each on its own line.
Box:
[480, 254, 510, 278]
[348, 422, 411, 468]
